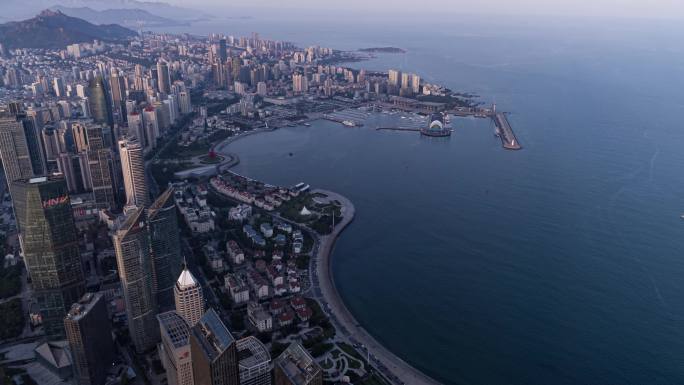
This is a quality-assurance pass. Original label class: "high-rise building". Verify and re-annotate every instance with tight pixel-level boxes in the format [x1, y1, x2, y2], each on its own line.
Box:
[53, 77, 65, 97]
[190, 308, 239, 385]
[0, 114, 46, 193]
[157, 60, 171, 95]
[109, 69, 126, 123]
[412, 74, 421, 94]
[401, 72, 411, 91]
[88, 76, 113, 128]
[219, 38, 228, 62]
[158, 311, 194, 385]
[292, 74, 308, 93]
[64, 292, 115, 385]
[149, 187, 183, 310]
[273, 343, 323, 385]
[12, 176, 84, 337]
[236, 336, 271, 385]
[72, 121, 116, 209]
[127, 111, 144, 141]
[178, 91, 192, 115]
[174, 266, 204, 327]
[118, 138, 149, 208]
[142, 106, 159, 150]
[388, 69, 401, 87]
[113, 207, 159, 353]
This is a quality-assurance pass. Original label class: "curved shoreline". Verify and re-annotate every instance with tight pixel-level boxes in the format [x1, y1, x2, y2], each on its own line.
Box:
[311, 190, 441, 385]
[215, 130, 441, 385]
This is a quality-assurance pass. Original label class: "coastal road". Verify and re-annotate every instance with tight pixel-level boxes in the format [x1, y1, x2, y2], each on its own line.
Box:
[312, 189, 441, 385]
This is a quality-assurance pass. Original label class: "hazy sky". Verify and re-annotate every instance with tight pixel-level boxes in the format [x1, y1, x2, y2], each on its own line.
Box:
[166, 0, 684, 20]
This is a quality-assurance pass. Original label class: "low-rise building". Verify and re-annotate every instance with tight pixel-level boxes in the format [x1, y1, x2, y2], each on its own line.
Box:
[247, 302, 273, 332]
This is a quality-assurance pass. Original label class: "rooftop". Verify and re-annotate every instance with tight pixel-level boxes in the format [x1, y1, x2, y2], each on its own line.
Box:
[236, 336, 271, 370]
[274, 343, 321, 385]
[192, 309, 235, 361]
[158, 311, 191, 349]
[177, 267, 199, 289]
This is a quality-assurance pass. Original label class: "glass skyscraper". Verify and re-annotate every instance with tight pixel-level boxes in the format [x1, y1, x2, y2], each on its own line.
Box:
[12, 176, 84, 338]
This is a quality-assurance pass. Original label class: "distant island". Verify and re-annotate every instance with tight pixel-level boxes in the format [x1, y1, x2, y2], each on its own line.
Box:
[358, 47, 407, 54]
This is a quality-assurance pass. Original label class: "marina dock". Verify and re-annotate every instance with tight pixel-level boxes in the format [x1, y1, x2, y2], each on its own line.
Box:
[493, 112, 522, 150]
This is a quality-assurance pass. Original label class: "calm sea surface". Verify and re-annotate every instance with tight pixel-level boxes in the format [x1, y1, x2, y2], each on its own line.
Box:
[162, 16, 684, 384]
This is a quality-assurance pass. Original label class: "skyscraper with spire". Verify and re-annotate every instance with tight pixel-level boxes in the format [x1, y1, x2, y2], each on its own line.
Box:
[174, 265, 204, 327]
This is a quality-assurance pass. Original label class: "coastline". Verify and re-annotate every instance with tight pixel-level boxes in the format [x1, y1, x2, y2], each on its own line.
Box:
[215, 130, 441, 385]
[311, 189, 441, 385]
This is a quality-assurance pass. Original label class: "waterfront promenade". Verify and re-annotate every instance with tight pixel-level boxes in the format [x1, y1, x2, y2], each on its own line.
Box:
[311, 189, 441, 385]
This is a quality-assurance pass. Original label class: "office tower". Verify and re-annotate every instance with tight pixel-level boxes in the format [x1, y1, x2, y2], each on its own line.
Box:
[88, 76, 113, 128]
[190, 309, 239, 385]
[219, 38, 228, 62]
[64, 292, 115, 385]
[72, 122, 116, 209]
[157, 60, 171, 95]
[118, 138, 149, 208]
[149, 187, 183, 310]
[12, 176, 84, 337]
[113, 207, 159, 353]
[158, 311, 194, 385]
[236, 336, 271, 385]
[388, 69, 401, 87]
[0, 114, 46, 192]
[273, 343, 323, 385]
[178, 91, 192, 115]
[174, 265, 204, 327]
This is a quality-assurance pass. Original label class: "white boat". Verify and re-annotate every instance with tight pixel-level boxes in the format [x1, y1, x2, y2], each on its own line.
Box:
[342, 120, 356, 127]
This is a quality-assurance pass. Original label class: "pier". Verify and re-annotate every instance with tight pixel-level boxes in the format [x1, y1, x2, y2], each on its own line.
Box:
[493, 112, 522, 150]
[376, 127, 421, 132]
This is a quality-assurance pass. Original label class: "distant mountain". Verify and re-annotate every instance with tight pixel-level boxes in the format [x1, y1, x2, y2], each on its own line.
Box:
[0, 0, 208, 23]
[49, 5, 186, 27]
[0, 10, 137, 49]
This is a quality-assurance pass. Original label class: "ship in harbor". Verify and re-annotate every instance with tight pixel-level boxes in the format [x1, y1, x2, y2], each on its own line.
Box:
[421, 112, 452, 137]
